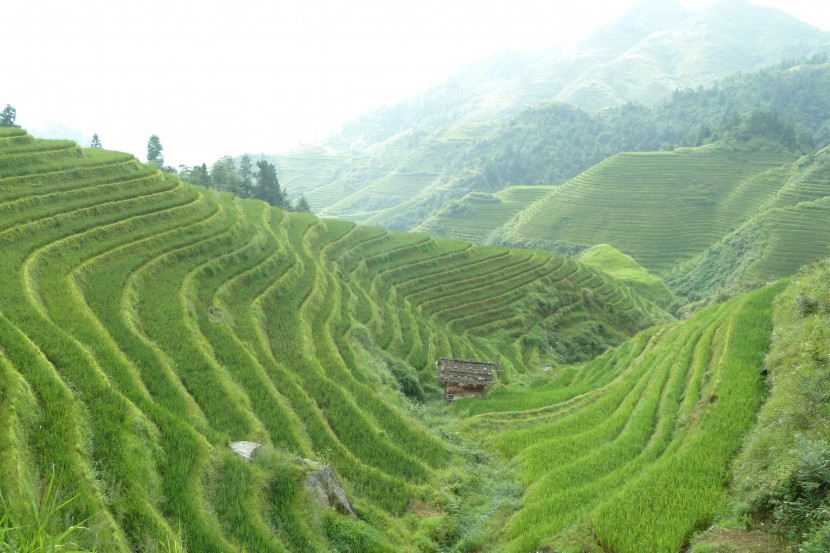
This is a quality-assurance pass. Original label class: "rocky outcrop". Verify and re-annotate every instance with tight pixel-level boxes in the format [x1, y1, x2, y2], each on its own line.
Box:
[303, 464, 357, 518]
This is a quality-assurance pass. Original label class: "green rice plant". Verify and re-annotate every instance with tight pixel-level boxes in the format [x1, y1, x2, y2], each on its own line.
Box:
[591, 282, 786, 553]
[0, 472, 93, 553]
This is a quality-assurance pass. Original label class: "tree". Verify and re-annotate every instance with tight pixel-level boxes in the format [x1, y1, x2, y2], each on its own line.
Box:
[294, 194, 311, 213]
[147, 135, 164, 166]
[211, 155, 241, 193]
[0, 104, 16, 127]
[255, 160, 286, 207]
[90, 133, 102, 148]
[238, 155, 254, 198]
[194, 163, 210, 186]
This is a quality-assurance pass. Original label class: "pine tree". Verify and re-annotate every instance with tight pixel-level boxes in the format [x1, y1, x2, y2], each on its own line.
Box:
[295, 194, 311, 213]
[90, 134, 102, 148]
[255, 160, 286, 207]
[238, 155, 254, 198]
[147, 135, 164, 166]
[0, 104, 16, 127]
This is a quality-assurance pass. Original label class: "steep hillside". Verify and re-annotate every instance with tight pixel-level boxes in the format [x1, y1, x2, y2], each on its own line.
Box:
[668, 146, 830, 300]
[501, 145, 796, 274]
[324, 0, 829, 151]
[0, 130, 667, 552]
[579, 244, 676, 309]
[454, 279, 786, 552]
[278, 57, 830, 230]
[724, 260, 830, 553]
[413, 186, 555, 244]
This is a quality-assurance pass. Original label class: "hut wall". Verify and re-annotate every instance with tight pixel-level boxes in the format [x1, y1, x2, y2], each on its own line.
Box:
[445, 382, 486, 401]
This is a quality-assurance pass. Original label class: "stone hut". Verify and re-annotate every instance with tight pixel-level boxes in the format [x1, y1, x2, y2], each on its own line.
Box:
[436, 358, 496, 401]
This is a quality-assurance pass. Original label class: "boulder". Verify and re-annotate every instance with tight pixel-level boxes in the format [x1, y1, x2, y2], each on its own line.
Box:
[303, 466, 357, 518]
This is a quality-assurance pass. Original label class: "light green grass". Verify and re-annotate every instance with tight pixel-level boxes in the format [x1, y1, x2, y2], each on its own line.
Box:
[456, 281, 784, 552]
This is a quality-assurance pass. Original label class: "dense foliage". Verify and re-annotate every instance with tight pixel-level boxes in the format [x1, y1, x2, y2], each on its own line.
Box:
[284, 57, 830, 233]
[731, 261, 830, 552]
[178, 154, 311, 212]
[448, 57, 828, 192]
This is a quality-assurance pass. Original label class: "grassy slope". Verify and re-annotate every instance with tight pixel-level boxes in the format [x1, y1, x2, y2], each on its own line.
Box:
[0, 130, 668, 552]
[414, 186, 556, 244]
[689, 259, 830, 553]
[579, 243, 676, 308]
[454, 280, 786, 552]
[503, 145, 795, 275]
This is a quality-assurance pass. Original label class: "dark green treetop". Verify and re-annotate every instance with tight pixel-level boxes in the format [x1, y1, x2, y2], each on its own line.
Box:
[1, 104, 17, 127]
[147, 135, 164, 166]
[295, 194, 311, 213]
[255, 160, 287, 207]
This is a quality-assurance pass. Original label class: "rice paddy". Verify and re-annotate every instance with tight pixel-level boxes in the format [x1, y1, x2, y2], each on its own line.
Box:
[0, 130, 671, 552]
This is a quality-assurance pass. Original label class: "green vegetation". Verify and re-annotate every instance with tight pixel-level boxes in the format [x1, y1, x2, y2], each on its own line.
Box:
[179, 154, 309, 212]
[505, 146, 795, 274]
[0, 131, 667, 552]
[0, 105, 16, 127]
[724, 260, 830, 552]
[455, 281, 785, 552]
[0, 471, 93, 552]
[271, 57, 830, 233]
[415, 186, 555, 244]
[579, 244, 676, 309]
[672, 146, 830, 301]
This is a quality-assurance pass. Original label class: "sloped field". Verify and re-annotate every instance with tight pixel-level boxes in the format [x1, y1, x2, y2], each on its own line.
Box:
[671, 146, 830, 298]
[0, 130, 665, 552]
[506, 147, 794, 274]
[455, 281, 784, 552]
[415, 186, 556, 243]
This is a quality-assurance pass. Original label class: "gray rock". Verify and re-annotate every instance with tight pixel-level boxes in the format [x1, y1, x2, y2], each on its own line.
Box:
[303, 466, 357, 518]
[230, 441, 261, 462]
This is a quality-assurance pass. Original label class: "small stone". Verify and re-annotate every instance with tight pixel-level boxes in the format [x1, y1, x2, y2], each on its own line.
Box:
[230, 441, 261, 462]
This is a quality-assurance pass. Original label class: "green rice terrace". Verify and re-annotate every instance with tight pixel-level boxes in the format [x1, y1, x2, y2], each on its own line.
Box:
[415, 186, 556, 244]
[499, 145, 799, 275]
[0, 127, 825, 553]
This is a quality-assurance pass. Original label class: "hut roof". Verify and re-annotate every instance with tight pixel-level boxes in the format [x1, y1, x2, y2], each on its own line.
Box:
[436, 358, 496, 385]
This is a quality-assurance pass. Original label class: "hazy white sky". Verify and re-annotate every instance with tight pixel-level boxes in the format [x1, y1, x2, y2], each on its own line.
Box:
[3, 0, 829, 166]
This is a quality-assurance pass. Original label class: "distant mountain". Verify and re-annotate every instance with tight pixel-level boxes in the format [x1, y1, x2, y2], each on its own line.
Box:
[276, 56, 830, 233]
[271, 0, 830, 230]
[322, 0, 829, 152]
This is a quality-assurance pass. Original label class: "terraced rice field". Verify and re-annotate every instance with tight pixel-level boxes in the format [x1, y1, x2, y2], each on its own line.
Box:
[507, 147, 794, 274]
[318, 170, 441, 223]
[416, 186, 556, 243]
[455, 281, 785, 552]
[0, 129, 667, 552]
[671, 146, 830, 296]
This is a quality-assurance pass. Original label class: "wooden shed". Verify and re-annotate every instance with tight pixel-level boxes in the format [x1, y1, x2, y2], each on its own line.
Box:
[436, 358, 496, 401]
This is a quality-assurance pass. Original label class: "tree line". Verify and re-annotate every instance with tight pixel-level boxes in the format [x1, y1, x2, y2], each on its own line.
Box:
[443, 54, 830, 191]
[143, 135, 309, 212]
[177, 152, 310, 212]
